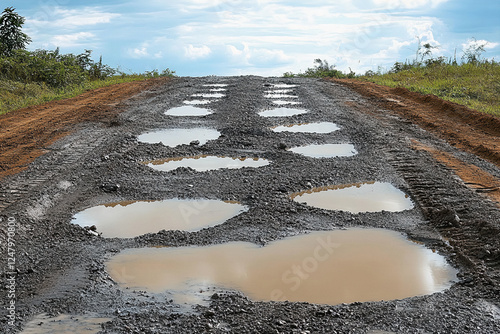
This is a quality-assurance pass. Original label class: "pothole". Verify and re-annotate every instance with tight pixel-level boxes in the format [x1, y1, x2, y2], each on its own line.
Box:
[272, 100, 301, 105]
[72, 199, 247, 238]
[164, 105, 212, 116]
[191, 93, 225, 98]
[272, 122, 340, 133]
[265, 89, 294, 94]
[144, 155, 270, 172]
[137, 128, 221, 147]
[182, 99, 213, 105]
[270, 84, 297, 88]
[264, 94, 299, 99]
[289, 144, 357, 158]
[291, 182, 414, 213]
[258, 107, 308, 117]
[203, 84, 228, 87]
[20, 313, 111, 334]
[106, 228, 457, 305]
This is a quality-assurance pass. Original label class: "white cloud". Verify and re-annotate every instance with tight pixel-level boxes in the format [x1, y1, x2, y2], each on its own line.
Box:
[51, 32, 95, 47]
[184, 45, 212, 60]
[372, 0, 449, 9]
[462, 39, 499, 50]
[129, 47, 149, 58]
[29, 7, 120, 29]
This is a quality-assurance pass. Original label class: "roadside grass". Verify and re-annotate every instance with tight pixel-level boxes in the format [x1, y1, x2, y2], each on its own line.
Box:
[0, 74, 165, 115]
[0, 48, 176, 115]
[357, 62, 500, 117]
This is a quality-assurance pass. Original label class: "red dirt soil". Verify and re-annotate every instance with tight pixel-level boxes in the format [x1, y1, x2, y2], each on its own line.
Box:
[0, 78, 168, 180]
[333, 79, 500, 167]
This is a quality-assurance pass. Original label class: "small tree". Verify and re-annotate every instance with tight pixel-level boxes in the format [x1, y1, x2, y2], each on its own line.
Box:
[415, 37, 438, 64]
[0, 7, 31, 56]
[462, 37, 487, 64]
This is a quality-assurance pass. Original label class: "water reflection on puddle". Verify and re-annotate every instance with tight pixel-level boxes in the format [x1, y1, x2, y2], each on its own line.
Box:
[21, 313, 111, 334]
[291, 182, 414, 213]
[259, 107, 308, 117]
[272, 122, 340, 133]
[183, 100, 213, 105]
[192, 93, 225, 98]
[273, 100, 301, 105]
[264, 94, 299, 99]
[265, 89, 293, 94]
[72, 199, 247, 238]
[106, 228, 457, 305]
[203, 84, 228, 87]
[289, 144, 357, 158]
[145, 155, 270, 172]
[271, 84, 297, 88]
[165, 105, 212, 116]
[138, 128, 220, 147]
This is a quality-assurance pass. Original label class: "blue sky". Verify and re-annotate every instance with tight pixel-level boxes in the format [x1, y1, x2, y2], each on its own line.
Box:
[8, 0, 500, 76]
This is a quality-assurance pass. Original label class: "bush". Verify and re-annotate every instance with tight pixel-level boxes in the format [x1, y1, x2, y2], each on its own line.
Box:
[0, 48, 115, 87]
[283, 59, 350, 78]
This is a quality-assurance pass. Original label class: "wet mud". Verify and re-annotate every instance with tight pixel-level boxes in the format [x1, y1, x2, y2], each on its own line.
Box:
[1, 76, 500, 333]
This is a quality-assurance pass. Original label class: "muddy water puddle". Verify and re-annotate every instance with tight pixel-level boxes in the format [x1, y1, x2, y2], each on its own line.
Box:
[259, 107, 308, 117]
[203, 84, 228, 87]
[165, 105, 212, 116]
[270, 83, 297, 88]
[138, 128, 220, 147]
[272, 122, 340, 133]
[265, 89, 294, 94]
[264, 93, 299, 99]
[192, 93, 225, 98]
[183, 99, 213, 105]
[273, 100, 301, 105]
[289, 143, 357, 158]
[145, 155, 270, 172]
[21, 313, 111, 334]
[292, 182, 414, 213]
[72, 199, 247, 238]
[106, 228, 457, 305]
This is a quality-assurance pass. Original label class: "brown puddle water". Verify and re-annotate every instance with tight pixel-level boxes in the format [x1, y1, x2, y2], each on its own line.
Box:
[145, 155, 270, 172]
[291, 182, 414, 213]
[106, 228, 457, 305]
[258, 107, 308, 117]
[272, 122, 340, 133]
[289, 144, 357, 158]
[137, 128, 220, 147]
[165, 105, 212, 116]
[72, 199, 247, 238]
[21, 313, 111, 334]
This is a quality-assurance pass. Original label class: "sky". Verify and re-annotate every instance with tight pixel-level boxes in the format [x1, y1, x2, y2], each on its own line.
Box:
[7, 0, 500, 77]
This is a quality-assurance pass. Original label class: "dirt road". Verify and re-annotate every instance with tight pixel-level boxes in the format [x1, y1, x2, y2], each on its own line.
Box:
[1, 77, 499, 333]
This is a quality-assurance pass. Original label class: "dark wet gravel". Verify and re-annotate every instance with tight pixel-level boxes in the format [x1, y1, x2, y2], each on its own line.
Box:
[1, 76, 500, 333]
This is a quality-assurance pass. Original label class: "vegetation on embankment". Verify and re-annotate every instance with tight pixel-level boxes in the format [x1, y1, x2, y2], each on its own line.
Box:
[0, 7, 175, 115]
[284, 40, 500, 117]
[0, 48, 175, 115]
[358, 60, 500, 117]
